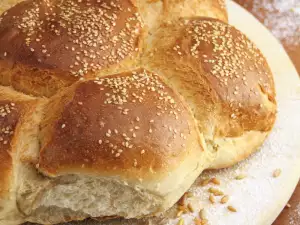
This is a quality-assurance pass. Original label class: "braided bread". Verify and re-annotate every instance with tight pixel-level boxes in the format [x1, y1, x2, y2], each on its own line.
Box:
[0, 0, 276, 224]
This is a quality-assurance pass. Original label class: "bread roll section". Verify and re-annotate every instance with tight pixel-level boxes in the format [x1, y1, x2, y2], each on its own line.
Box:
[0, 0, 142, 97]
[142, 17, 276, 168]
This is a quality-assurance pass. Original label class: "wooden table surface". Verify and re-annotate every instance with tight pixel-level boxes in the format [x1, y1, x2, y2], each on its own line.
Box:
[233, 1, 300, 225]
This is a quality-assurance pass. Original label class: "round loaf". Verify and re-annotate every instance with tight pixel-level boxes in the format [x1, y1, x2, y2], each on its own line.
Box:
[0, 0, 277, 224]
[17, 69, 208, 224]
[0, 0, 142, 97]
[39, 69, 204, 177]
[142, 17, 276, 168]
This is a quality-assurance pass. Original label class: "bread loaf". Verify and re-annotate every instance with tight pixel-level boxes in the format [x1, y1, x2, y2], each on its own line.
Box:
[142, 17, 276, 168]
[0, 0, 276, 224]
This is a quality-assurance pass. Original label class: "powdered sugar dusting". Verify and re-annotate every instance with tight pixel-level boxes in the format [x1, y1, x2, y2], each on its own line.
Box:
[151, 93, 300, 225]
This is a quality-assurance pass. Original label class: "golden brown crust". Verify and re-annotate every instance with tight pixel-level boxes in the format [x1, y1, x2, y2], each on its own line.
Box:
[0, 101, 19, 198]
[0, 86, 37, 198]
[0, 61, 77, 97]
[143, 17, 276, 138]
[163, 0, 228, 22]
[39, 69, 202, 178]
[134, 0, 227, 36]
[0, 0, 142, 96]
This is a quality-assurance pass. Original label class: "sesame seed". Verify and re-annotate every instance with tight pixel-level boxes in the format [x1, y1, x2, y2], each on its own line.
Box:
[133, 159, 137, 167]
[177, 218, 184, 225]
[209, 194, 215, 204]
[176, 210, 183, 218]
[235, 174, 246, 180]
[273, 169, 281, 178]
[61, 124, 66, 129]
[227, 205, 237, 212]
[210, 177, 220, 185]
[187, 203, 194, 213]
[208, 187, 224, 196]
[221, 195, 229, 204]
[199, 209, 206, 220]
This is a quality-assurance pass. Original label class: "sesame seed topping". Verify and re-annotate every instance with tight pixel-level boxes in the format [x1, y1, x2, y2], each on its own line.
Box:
[39, 68, 192, 173]
[1, 0, 142, 77]
[133, 159, 137, 167]
[163, 18, 273, 118]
